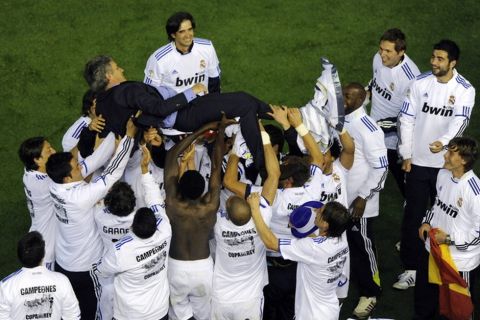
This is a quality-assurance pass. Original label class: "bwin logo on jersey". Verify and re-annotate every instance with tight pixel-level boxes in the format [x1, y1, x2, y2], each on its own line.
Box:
[175, 73, 205, 87]
[421, 103, 453, 117]
[371, 78, 392, 101]
[435, 198, 458, 218]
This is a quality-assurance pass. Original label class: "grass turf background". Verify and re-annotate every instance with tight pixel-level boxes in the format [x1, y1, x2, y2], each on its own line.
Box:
[1, 1, 479, 318]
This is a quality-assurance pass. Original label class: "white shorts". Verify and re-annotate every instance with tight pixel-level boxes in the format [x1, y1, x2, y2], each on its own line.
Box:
[168, 257, 213, 320]
[211, 296, 264, 320]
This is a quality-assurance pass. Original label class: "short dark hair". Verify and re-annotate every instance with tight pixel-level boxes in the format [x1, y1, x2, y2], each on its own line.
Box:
[46, 152, 73, 184]
[19, 137, 45, 171]
[329, 138, 342, 159]
[448, 137, 478, 172]
[322, 201, 350, 238]
[279, 157, 310, 187]
[178, 170, 205, 200]
[82, 90, 96, 116]
[433, 39, 460, 62]
[166, 12, 196, 41]
[104, 182, 136, 217]
[84, 55, 113, 93]
[17, 231, 45, 268]
[132, 207, 157, 239]
[264, 125, 285, 153]
[380, 28, 407, 53]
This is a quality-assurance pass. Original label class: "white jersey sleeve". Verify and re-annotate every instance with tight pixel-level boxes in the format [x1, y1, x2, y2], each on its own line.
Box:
[79, 132, 115, 178]
[398, 80, 419, 160]
[280, 237, 325, 264]
[141, 172, 167, 220]
[94, 242, 123, 277]
[62, 116, 91, 152]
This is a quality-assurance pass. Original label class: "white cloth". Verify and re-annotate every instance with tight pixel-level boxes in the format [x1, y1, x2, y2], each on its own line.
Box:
[423, 169, 480, 271]
[369, 53, 420, 150]
[144, 38, 220, 93]
[62, 116, 91, 152]
[398, 69, 475, 167]
[211, 296, 264, 320]
[279, 235, 349, 320]
[212, 196, 271, 306]
[345, 107, 388, 218]
[22, 170, 55, 268]
[50, 136, 134, 271]
[168, 257, 214, 320]
[0, 266, 80, 320]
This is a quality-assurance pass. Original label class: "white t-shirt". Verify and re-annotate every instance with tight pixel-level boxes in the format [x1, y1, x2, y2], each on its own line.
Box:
[345, 107, 388, 218]
[0, 266, 80, 320]
[423, 169, 480, 271]
[94, 216, 171, 320]
[213, 195, 272, 302]
[22, 170, 55, 267]
[370, 53, 420, 150]
[271, 164, 326, 245]
[279, 235, 349, 320]
[62, 116, 91, 152]
[144, 38, 220, 93]
[398, 69, 475, 167]
[50, 136, 134, 271]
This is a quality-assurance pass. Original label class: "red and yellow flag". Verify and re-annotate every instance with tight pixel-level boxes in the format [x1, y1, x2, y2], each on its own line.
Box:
[428, 228, 474, 320]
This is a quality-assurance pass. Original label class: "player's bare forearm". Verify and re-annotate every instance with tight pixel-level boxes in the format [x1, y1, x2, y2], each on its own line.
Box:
[261, 131, 280, 204]
[223, 154, 247, 197]
[338, 130, 355, 170]
[209, 118, 227, 193]
[248, 193, 279, 251]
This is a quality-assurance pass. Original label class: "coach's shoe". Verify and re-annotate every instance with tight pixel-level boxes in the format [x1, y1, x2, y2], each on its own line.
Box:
[353, 296, 377, 319]
[393, 270, 416, 290]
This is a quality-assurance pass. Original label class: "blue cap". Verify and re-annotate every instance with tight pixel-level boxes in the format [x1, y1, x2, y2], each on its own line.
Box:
[290, 201, 324, 238]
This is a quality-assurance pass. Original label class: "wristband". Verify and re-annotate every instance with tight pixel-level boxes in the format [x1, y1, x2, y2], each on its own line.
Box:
[261, 131, 271, 145]
[295, 124, 309, 137]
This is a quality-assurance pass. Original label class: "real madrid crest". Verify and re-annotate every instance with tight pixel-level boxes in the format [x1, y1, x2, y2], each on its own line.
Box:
[333, 173, 340, 183]
[200, 59, 206, 68]
[389, 82, 395, 92]
[457, 197, 463, 207]
[448, 95, 456, 105]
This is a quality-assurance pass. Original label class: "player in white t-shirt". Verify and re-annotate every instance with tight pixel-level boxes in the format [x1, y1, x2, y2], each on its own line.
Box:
[415, 137, 480, 319]
[45, 120, 136, 320]
[0, 231, 80, 320]
[397, 40, 475, 289]
[343, 83, 388, 318]
[212, 122, 279, 319]
[369, 28, 420, 198]
[18, 137, 57, 270]
[144, 11, 221, 94]
[62, 90, 96, 152]
[249, 193, 350, 320]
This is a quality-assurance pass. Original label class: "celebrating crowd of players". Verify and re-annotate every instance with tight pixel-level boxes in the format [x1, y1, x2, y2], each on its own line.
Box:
[1, 10, 479, 320]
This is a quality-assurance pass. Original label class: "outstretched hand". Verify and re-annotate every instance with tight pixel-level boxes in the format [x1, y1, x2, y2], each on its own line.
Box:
[140, 144, 151, 174]
[287, 108, 303, 128]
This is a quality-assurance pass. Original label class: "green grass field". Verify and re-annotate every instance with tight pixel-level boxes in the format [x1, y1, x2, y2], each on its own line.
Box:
[1, 1, 479, 318]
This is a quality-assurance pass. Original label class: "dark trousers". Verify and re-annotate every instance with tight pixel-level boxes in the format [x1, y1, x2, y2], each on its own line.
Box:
[263, 257, 297, 320]
[55, 262, 98, 320]
[174, 91, 272, 169]
[400, 165, 439, 270]
[414, 247, 477, 320]
[387, 149, 406, 198]
[347, 217, 382, 297]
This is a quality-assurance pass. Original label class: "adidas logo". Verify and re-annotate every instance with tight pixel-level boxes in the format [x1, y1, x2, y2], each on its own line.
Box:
[351, 225, 359, 232]
[423, 92, 428, 98]
[172, 70, 178, 75]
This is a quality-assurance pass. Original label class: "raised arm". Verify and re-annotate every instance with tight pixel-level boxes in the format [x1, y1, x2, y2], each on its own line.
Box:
[223, 153, 248, 197]
[259, 121, 280, 205]
[338, 129, 355, 170]
[248, 192, 279, 251]
[287, 108, 324, 168]
[164, 120, 220, 202]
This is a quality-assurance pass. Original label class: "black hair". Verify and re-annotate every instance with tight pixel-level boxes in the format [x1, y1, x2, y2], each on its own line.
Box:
[279, 157, 310, 187]
[166, 12, 196, 41]
[84, 55, 113, 93]
[82, 90, 96, 116]
[433, 39, 460, 62]
[46, 152, 74, 184]
[132, 207, 157, 239]
[329, 138, 342, 159]
[104, 182, 136, 217]
[448, 136, 478, 172]
[322, 201, 350, 238]
[178, 170, 205, 200]
[18, 137, 45, 171]
[380, 28, 406, 52]
[17, 231, 45, 268]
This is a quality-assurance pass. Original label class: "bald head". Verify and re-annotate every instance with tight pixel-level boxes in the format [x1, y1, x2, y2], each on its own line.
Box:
[343, 82, 367, 114]
[226, 196, 252, 226]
